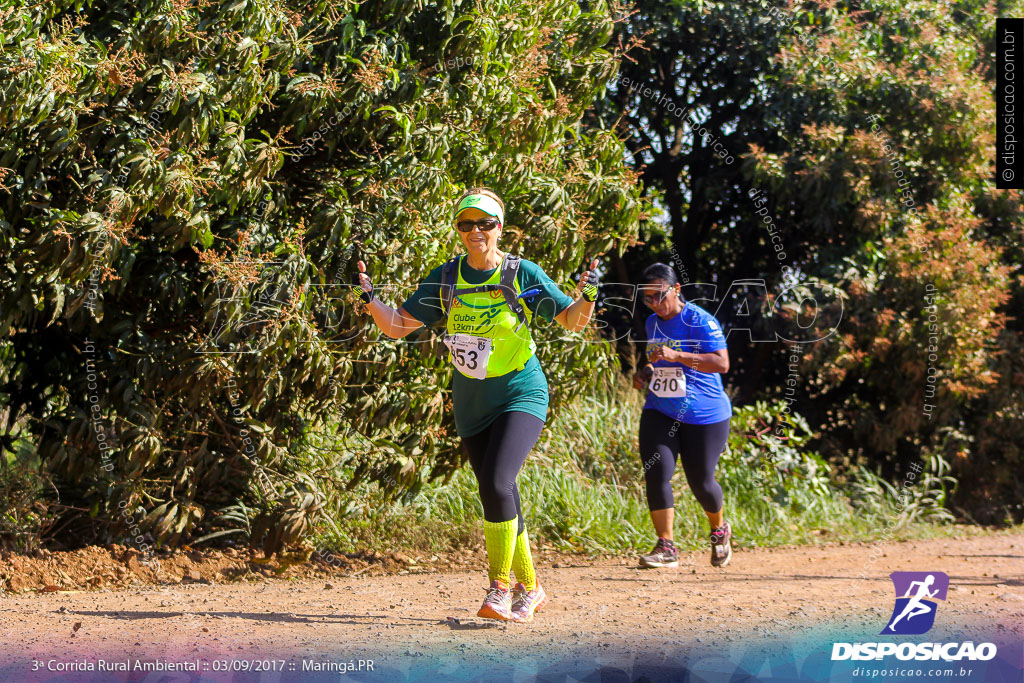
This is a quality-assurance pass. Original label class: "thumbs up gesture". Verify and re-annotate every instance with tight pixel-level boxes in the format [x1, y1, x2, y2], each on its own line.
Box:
[580, 257, 600, 302]
[355, 260, 375, 303]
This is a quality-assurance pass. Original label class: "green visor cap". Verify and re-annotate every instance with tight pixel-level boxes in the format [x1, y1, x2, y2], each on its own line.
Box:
[454, 194, 504, 226]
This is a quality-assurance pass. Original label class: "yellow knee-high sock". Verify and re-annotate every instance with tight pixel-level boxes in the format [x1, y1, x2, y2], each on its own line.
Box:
[511, 527, 536, 590]
[482, 519, 518, 585]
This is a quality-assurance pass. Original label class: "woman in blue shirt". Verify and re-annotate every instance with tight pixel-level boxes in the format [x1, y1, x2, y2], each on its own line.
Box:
[633, 263, 734, 568]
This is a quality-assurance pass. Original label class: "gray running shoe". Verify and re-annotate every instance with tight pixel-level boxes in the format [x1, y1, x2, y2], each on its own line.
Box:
[477, 580, 512, 620]
[710, 521, 732, 567]
[510, 582, 547, 623]
[639, 537, 679, 568]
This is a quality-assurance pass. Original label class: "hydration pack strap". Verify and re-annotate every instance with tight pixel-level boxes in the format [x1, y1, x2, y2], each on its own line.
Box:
[441, 255, 527, 328]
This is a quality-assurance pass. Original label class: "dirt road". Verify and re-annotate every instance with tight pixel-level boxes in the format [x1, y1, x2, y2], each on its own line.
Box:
[1, 533, 1021, 681]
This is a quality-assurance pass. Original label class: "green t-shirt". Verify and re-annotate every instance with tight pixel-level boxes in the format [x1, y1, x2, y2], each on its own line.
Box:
[400, 256, 575, 437]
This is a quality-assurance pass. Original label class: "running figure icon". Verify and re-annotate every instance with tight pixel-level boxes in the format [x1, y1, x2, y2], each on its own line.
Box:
[886, 574, 939, 632]
[882, 571, 949, 635]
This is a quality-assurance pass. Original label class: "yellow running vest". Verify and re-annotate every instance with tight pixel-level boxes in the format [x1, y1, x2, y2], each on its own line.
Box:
[443, 255, 536, 379]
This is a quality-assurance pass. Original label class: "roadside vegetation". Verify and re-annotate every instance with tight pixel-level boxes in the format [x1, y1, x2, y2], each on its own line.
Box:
[313, 380, 960, 556]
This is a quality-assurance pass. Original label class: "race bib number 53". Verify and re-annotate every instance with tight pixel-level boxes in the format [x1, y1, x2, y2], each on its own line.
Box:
[444, 334, 492, 379]
[650, 367, 686, 397]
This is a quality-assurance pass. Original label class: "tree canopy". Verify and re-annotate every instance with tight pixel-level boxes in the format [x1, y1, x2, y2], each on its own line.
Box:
[592, 0, 1022, 522]
[0, 0, 644, 549]
[1, 0, 1020, 553]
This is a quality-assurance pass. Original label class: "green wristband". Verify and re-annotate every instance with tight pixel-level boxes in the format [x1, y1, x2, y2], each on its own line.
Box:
[582, 283, 598, 302]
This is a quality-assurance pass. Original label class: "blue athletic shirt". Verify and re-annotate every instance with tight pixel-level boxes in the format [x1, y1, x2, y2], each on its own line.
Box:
[643, 302, 732, 425]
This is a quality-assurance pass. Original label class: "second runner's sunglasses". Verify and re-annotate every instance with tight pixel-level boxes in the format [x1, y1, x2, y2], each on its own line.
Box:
[641, 288, 671, 305]
[456, 218, 501, 232]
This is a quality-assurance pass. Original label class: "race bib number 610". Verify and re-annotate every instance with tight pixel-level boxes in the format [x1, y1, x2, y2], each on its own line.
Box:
[650, 367, 686, 397]
[444, 334, 492, 379]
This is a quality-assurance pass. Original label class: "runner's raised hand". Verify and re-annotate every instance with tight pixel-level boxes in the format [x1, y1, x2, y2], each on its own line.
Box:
[355, 260, 375, 303]
[579, 257, 600, 302]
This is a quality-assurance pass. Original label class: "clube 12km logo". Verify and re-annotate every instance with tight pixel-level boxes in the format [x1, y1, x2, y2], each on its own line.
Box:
[832, 572, 998, 662]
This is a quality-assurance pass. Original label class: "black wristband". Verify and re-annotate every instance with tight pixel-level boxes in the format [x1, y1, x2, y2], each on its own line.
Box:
[581, 269, 599, 302]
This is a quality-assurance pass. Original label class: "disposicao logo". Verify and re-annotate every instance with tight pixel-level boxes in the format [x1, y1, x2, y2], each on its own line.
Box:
[883, 571, 948, 635]
[831, 571, 997, 662]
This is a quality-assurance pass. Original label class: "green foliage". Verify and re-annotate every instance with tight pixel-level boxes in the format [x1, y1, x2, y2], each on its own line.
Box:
[848, 451, 957, 527]
[0, 442, 53, 553]
[596, 0, 1024, 522]
[0, 0, 644, 549]
[1, 0, 1014, 556]
[593, 0, 789, 277]
[747, 0, 1022, 520]
[720, 401, 834, 529]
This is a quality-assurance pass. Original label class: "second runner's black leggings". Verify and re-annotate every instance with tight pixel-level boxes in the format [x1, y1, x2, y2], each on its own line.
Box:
[639, 409, 730, 512]
[461, 411, 545, 535]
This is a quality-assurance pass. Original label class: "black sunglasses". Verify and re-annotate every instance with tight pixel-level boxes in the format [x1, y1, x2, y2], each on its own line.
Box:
[456, 218, 501, 232]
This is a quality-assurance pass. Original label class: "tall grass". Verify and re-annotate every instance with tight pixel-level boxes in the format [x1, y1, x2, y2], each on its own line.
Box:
[313, 380, 958, 555]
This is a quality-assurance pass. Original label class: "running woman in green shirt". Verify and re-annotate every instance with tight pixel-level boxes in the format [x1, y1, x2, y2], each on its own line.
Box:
[355, 187, 599, 622]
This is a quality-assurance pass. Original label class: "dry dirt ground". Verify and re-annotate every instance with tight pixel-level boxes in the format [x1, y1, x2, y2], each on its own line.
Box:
[0, 533, 1021, 681]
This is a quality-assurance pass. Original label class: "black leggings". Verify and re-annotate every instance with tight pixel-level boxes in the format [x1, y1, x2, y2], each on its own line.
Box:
[461, 411, 545, 535]
[639, 409, 730, 512]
